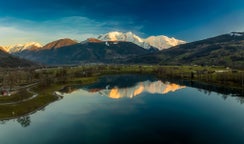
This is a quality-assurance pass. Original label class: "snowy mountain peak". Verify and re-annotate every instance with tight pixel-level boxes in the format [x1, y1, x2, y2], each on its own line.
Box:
[97, 31, 186, 50]
[98, 31, 142, 42]
[145, 35, 186, 50]
[4, 42, 42, 53]
[98, 31, 151, 49]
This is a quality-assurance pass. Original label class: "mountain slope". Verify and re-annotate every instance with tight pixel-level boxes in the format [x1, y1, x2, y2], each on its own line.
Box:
[0, 49, 37, 67]
[127, 32, 244, 68]
[14, 41, 154, 65]
[97, 31, 186, 50]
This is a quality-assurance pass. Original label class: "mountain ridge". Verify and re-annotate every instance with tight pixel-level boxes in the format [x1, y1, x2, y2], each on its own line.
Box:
[1, 32, 242, 68]
[97, 31, 186, 50]
[2, 32, 185, 53]
[12, 41, 155, 65]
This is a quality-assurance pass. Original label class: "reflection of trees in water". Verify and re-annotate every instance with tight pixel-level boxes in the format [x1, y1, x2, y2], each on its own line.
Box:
[236, 97, 244, 104]
[0, 120, 6, 125]
[0, 116, 31, 127]
[222, 94, 228, 100]
[167, 79, 244, 104]
[17, 116, 31, 127]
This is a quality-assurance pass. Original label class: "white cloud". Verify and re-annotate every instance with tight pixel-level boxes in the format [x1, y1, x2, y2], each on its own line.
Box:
[0, 17, 101, 46]
[0, 16, 143, 46]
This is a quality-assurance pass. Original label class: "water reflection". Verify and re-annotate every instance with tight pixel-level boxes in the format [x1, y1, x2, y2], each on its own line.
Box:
[0, 115, 31, 127]
[1, 74, 244, 144]
[17, 116, 31, 127]
[60, 74, 243, 102]
[172, 79, 243, 97]
[171, 79, 244, 102]
[61, 80, 186, 99]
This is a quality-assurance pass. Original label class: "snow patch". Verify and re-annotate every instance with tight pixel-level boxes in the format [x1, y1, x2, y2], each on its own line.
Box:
[230, 32, 243, 37]
[105, 41, 110, 46]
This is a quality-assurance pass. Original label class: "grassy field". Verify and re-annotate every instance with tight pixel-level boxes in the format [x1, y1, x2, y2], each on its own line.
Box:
[0, 89, 32, 103]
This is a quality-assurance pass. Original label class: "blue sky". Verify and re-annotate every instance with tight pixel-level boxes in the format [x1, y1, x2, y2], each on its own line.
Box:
[0, 0, 243, 45]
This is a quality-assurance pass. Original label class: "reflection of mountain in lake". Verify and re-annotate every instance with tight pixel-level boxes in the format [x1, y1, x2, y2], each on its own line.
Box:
[60, 75, 186, 99]
[90, 80, 185, 99]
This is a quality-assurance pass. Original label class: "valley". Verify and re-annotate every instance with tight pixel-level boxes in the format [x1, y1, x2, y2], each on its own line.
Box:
[1, 0, 244, 143]
[0, 32, 243, 143]
[0, 31, 243, 120]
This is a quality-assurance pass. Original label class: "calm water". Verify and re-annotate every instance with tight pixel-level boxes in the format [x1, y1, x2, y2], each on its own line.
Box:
[0, 74, 244, 144]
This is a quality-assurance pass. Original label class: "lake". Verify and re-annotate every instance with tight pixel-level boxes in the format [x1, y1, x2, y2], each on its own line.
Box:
[0, 74, 244, 144]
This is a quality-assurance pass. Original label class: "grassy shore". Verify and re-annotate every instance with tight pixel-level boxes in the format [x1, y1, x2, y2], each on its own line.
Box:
[0, 77, 98, 120]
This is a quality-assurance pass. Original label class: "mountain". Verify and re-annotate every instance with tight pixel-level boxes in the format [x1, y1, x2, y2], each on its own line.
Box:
[144, 36, 186, 50]
[3, 38, 77, 54]
[4, 42, 42, 53]
[97, 31, 186, 50]
[41, 38, 78, 50]
[0, 49, 37, 67]
[98, 31, 151, 49]
[126, 32, 244, 68]
[13, 40, 155, 65]
[0, 46, 7, 52]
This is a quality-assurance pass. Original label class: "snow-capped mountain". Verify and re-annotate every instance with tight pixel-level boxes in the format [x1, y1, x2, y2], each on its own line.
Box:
[98, 31, 151, 49]
[145, 36, 186, 50]
[97, 31, 186, 50]
[4, 42, 42, 53]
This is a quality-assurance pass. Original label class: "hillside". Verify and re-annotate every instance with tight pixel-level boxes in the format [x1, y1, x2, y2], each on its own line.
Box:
[127, 32, 244, 68]
[0, 49, 37, 67]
